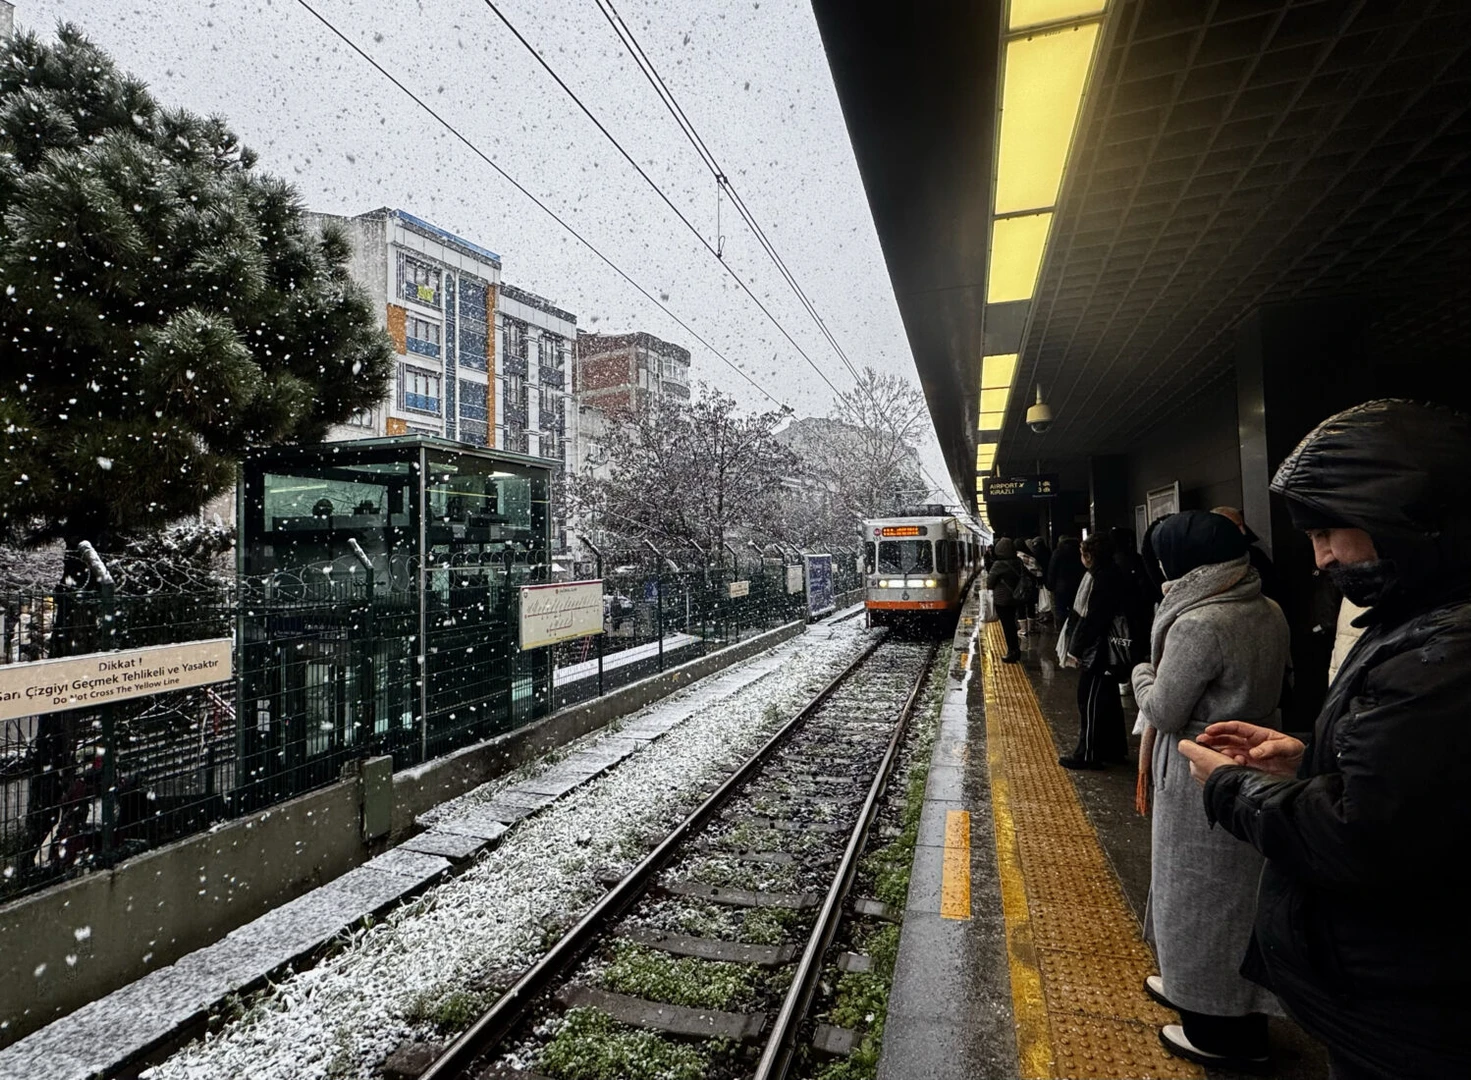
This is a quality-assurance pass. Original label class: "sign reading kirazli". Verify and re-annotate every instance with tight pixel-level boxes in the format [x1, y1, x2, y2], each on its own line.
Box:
[0, 638, 233, 722]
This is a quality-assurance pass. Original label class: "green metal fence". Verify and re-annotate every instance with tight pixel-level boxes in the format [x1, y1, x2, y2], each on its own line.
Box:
[0, 545, 852, 902]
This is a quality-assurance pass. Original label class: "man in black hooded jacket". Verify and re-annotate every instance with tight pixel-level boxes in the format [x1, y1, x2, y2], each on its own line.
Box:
[1178, 400, 1471, 1079]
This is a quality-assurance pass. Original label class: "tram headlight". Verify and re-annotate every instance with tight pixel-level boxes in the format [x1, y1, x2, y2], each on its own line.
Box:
[925, 578, 938, 588]
[878, 579, 890, 588]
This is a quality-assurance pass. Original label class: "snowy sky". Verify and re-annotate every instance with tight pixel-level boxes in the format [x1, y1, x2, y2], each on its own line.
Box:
[15, 0, 957, 505]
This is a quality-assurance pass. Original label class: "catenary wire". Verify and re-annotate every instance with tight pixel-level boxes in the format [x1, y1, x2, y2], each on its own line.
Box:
[478, 0, 847, 400]
[291, 0, 958, 509]
[289, 0, 779, 407]
[589, 0, 959, 504]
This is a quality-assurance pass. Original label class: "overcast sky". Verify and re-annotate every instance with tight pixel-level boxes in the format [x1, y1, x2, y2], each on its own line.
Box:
[15, 0, 957, 504]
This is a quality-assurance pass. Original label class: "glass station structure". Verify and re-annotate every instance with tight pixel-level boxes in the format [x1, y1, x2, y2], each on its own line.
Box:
[239, 436, 555, 785]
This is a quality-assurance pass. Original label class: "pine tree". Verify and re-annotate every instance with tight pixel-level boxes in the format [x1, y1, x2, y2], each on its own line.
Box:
[0, 25, 392, 553]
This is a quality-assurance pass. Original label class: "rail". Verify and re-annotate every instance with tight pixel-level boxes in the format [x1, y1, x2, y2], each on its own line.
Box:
[420, 631, 937, 1080]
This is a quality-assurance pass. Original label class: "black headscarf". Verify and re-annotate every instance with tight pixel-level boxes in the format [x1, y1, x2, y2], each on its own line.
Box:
[1150, 511, 1251, 581]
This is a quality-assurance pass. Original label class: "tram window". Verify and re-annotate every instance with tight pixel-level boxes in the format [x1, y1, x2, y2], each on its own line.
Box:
[864, 541, 876, 573]
[877, 540, 934, 574]
[935, 540, 955, 573]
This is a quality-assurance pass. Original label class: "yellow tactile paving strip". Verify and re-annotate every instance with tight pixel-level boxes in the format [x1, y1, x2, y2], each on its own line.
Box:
[982, 622, 1202, 1080]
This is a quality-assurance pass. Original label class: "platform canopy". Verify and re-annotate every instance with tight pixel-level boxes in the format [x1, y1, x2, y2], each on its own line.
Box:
[814, 0, 1471, 514]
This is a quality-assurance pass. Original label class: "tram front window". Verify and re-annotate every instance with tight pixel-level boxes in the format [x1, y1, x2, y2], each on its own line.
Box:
[877, 540, 933, 574]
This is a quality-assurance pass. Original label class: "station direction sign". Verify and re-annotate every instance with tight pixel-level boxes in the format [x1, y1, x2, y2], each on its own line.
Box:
[982, 474, 1059, 500]
[0, 638, 233, 722]
[519, 580, 604, 649]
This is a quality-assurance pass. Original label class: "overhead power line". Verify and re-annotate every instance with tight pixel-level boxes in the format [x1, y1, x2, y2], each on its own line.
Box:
[290, 0, 779, 407]
[291, 0, 955, 506]
[479, 0, 846, 400]
[589, 0, 957, 503]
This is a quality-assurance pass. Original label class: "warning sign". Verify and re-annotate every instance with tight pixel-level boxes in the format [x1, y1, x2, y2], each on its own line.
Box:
[0, 638, 234, 722]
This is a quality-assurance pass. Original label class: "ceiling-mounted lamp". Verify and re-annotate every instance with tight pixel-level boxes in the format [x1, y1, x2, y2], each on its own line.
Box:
[1026, 385, 1054, 434]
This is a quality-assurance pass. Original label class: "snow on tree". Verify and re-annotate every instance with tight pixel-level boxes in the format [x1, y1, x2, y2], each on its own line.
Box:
[779, 367, 928, 551]
[0, 25, 392, 553]
[575, 386, 796, 558]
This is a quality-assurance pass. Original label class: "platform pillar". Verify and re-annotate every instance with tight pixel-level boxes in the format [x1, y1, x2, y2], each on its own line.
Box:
[1235, 299, 1374, 729]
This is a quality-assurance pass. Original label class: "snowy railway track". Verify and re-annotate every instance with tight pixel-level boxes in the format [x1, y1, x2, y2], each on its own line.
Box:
[420, 633, 939, 1080]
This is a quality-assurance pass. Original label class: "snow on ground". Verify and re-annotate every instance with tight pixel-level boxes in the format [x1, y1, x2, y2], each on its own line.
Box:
[145, 621, 873, 1080]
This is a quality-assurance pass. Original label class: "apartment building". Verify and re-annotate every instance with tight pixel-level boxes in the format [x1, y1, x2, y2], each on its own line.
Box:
[570, 330, 692, 476]
[495, 285, 576, 463]
[304, 207, 502, 446]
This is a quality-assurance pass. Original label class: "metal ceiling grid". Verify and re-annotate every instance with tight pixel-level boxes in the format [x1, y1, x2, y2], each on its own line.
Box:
[998, 0, 1471, 468]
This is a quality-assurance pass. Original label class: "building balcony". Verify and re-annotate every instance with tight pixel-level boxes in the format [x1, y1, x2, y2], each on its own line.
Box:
[539, 365, 566, 389]
[504, 355, 529, 379]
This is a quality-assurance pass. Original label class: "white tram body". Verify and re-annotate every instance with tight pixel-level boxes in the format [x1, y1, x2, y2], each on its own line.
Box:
[862, 509, 984, 624]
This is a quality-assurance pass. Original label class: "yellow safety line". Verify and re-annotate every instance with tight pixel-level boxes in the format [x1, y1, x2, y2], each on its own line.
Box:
[940, 810, 972, 920]
[986, 673, 1055, 1078]
[982, 622, 1201, 1079]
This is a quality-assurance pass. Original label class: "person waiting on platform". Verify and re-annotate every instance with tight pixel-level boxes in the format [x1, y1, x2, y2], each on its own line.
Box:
[986, 537, 1027, 663]
[1179, 400, 1471, 1080]
[1131, 511, 1289, 1071]
[1212, 505, 1284, 604]
[1047, 536, 1085, 634]
[1061, 532, 1129, 768]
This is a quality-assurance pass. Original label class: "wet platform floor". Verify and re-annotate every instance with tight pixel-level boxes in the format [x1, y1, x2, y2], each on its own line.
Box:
[878, 612, 1330, 1080]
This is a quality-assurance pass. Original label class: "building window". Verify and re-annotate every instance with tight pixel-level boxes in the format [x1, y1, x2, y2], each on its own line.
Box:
[460, 280, 489, 371]
[401, 365, 441, 414]
[459, 379, 488, 445]
[407, 316, 441, 358]
[404, 258, 441, 307]
[501, 317, 528, 360]
[346, 406, 376, 429]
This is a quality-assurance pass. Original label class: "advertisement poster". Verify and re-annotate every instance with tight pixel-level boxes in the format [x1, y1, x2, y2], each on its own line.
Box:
[804, 553, 834, 617]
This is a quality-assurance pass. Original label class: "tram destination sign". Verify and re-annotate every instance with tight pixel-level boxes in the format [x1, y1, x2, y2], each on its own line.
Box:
[0, 638, 233, 723]
[982, 474, 1059, 500]
[519, 580, 604, 650]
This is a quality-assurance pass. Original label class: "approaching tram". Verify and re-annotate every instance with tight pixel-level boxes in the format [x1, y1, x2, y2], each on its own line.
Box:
[862, 506, 985, 627]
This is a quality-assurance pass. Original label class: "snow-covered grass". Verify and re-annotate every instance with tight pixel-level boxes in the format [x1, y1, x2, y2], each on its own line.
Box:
[144, 622, 873, 1080]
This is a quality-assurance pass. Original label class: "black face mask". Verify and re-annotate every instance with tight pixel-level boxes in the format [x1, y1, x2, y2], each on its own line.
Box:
[1328, 559, 1396, 609]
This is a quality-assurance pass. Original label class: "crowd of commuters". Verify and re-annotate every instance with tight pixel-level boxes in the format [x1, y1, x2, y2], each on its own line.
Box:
[980, 400, 1471, 1079]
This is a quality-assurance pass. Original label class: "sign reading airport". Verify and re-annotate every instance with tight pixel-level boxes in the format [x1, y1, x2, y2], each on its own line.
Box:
[982, 474, 1059, 500]
[519, 580, 604, 649]
[0, 638, 233, 722]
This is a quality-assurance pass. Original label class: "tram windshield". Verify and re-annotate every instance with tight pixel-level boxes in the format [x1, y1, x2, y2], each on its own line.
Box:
[877, 539, 934, 574]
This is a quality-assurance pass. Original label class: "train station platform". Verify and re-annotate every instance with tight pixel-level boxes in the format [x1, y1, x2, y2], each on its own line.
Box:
[881, 610, 1331, 1080]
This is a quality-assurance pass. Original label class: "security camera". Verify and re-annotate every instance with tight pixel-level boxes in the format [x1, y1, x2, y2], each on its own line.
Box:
[1026, 386, 1054, 434]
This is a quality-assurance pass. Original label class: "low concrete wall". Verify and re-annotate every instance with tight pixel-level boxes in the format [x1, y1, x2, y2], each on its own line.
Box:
[0, 619, 804, 1043]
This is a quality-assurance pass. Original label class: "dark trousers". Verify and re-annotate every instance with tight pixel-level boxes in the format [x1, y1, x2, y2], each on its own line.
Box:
[1327, 1050, 1396, 1080]
[1074, 665, 1126, 763]
[997, 604, 1020, 657]
[1178, 1008, 1268, 1058]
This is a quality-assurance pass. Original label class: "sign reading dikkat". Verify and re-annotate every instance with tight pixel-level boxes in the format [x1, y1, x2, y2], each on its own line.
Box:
[519, 580, 604, 650]
[982, 474, 1059, 500]
[0, 638, 233, 722]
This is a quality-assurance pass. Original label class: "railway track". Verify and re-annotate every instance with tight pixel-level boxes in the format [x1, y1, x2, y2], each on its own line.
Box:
[418, 632, 939, 1080]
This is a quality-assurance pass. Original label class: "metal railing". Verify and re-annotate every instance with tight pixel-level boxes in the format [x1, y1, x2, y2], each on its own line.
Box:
[0, 544, 859, 903]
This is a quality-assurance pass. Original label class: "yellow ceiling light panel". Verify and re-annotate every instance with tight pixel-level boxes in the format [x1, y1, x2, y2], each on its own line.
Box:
[981, 353, 1018, 390]
[994, 23, 1102, 214]
[1009, 0, 1106, 32]
[987, 212, 1053, 303]
[980, 387, 1010, 413]
[979, 412, 1006, 431]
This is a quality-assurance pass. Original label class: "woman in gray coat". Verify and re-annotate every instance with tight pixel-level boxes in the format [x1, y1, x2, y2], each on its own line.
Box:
[1132, 511, 1289, 1071]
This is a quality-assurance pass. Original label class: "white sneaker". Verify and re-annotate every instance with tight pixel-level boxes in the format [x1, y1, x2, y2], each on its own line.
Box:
[1159, 1024, 1270, 1073]
[1144, 974, 1172, 1008]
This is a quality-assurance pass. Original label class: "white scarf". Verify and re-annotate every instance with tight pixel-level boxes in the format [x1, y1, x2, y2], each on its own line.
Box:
[1073, 571, 1094, 617]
